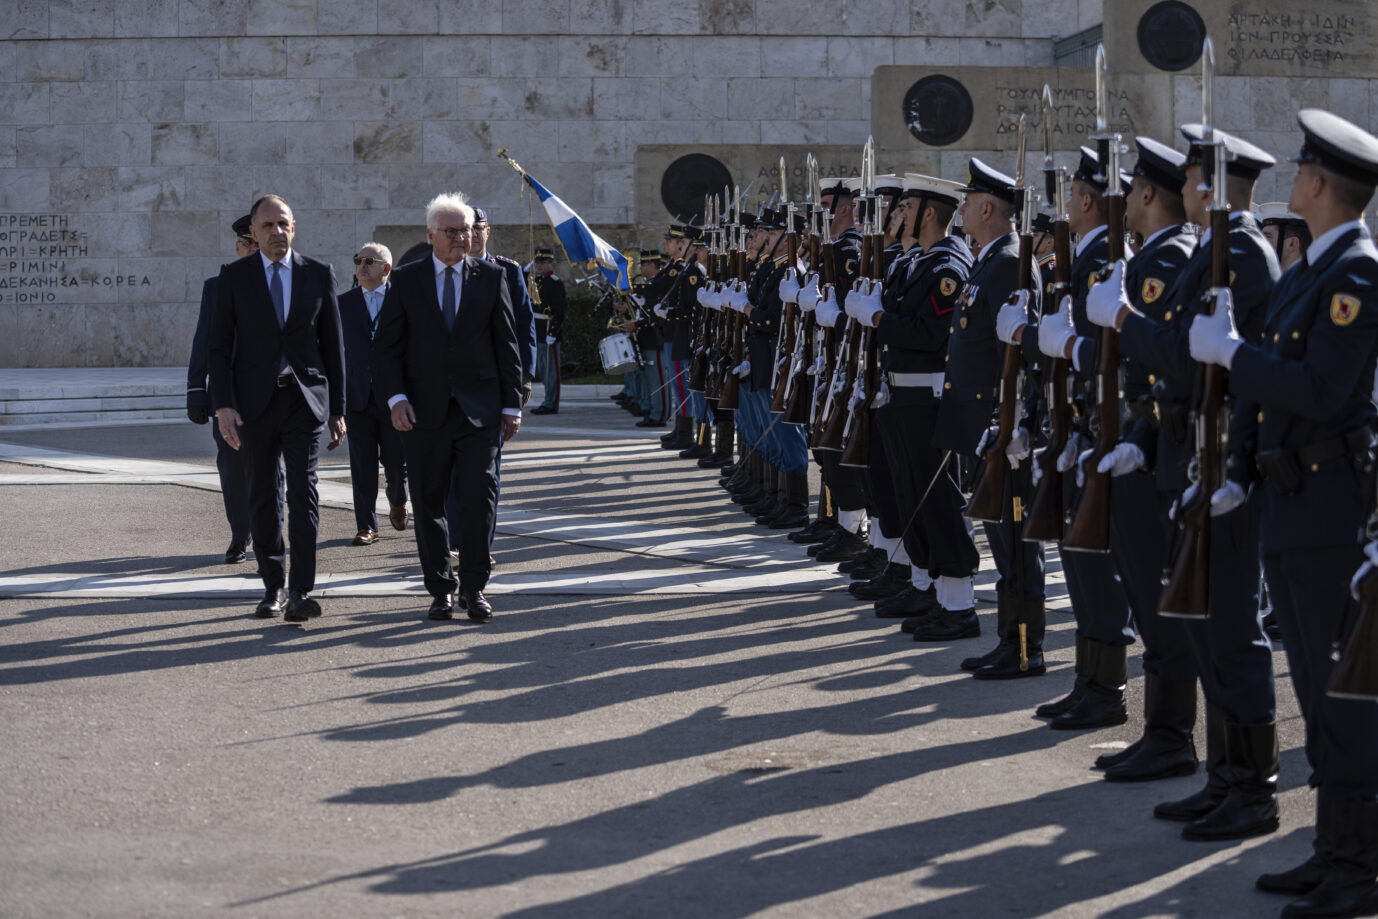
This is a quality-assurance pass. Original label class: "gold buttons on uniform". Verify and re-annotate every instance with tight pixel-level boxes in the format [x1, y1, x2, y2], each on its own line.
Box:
[976, 393, 982, 399]
[1148, 374, 1156, 384]
[949, 326, 954, 333]
[1311, 464, 1319, 472]
[960, 318, 967, 329]
[944, 381, 952, 389]
[1273, 333, 1280, 342]
[1164, 311, 1172, 320]
[1292, 331, 1300, 339]
[1257, 412, 1264, 423]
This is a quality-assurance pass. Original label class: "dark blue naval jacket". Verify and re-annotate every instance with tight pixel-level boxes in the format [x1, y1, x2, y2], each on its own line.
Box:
[877, 235, 974, 376]
[1118, 211, 1280, 493]
[1229, 222, 1378, 551]
[934, 230, 1043, 455]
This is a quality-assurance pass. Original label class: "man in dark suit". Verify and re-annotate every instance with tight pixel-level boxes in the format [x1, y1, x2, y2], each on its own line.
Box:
[340, 241, 408, 546]
[208, 194, 346, 623]
[187, 214, 283, 563]
[374, 193, 523, 623]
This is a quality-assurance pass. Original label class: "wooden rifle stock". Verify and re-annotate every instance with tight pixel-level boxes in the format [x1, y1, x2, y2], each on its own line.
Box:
[1328, 567, 1378, 701]
[770, 230, 800, 412]
[1022, 219, 1073, 541]
[840, 225, 886, 468]
[807, 242, 839, 439]
[783, 235, 819, 424]
[718, 248, 744, 410]
[966, 231, 1035, 523]
[1063, 194, 1126, 552]
[818, 234, 871, 450]
[1159, 207, 1230, 619]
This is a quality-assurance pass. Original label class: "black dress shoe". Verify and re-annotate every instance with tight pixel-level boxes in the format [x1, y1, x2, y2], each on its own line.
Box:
[283, 589, 322, 623]
[1049, 688, 1129, 730]
[850, 564, 911, 600]
[225, 542, 248, 564]
[814, 529, 869, 563]
[530, 405, 558, 415]
[460, 589, 493, 622]
[960, 640, 1012, 672]
[427, 593, 455, 620]
[901, 613, 939, 634]
[765, 506, 809, 530]
[914, 608, 984, 643]
[255, 587, 286, 618]
[635, 416, 665, 428]
[875, 585, 939, 619]
[844, 547, 888, 579]
[1103, 736, 1199, 782]
[788, 518, 836, 543]
[969, 640, 1044, 675]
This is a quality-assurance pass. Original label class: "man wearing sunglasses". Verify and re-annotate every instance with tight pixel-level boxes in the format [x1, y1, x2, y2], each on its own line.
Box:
[340, 243, 408, 546]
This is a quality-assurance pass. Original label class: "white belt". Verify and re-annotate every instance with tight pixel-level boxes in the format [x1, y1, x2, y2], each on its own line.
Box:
[533, 313, 551, 321]
[886, 371, 944, 389]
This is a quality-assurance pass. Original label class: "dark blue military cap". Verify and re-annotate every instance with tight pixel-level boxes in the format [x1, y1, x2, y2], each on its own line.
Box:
[472, 206, 488, 224]
[232, 214, 253, 239]
[756, 206, 786, 230]
[1293, 108, 1378, 185]
[1132, 136, 1188, 192]
[640, 248, 664, 262]
[534, 247, 555, 260]
[958, 157, 1019, 203]
[1180, 124, 1276, 180]
[1072, 145, 1109, 191]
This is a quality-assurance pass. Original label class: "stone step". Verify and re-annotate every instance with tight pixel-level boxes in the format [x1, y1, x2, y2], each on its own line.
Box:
[2, 394, 183, 415]
[0, 409, 185, 427]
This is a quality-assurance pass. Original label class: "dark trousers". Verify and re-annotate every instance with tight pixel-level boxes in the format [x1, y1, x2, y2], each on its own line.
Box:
[1061, 470, 1135, 647]
[213, 421, 252, 546]
[345, 404, 407, 533]
[1161, 499, 1275, 725]
[445, 447, 502, 551]
[404, 399, 500, 598]
[878, 398, 978, 578]
[866, 414, 901, 536]
[982, 461, 1045, 601]
[1110, 471, 1196, 681]
[238, 384, 323, 593]
[1265, 545, 1378, 795]
[819, 450, 870, 513]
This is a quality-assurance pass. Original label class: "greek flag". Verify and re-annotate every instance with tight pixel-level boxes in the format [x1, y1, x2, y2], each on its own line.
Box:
[523, 172, 630, 290]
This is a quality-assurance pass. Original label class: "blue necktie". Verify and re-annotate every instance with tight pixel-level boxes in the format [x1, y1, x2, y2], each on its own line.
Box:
[270, 262, 285, 327]
[442, 266, 456, 332]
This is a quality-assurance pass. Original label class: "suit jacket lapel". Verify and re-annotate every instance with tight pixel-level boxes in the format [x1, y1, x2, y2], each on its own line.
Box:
[284, 250, 308, 331]
[454, 256, 483, 336]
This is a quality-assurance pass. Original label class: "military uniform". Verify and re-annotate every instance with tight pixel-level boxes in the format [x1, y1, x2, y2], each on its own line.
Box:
[530, 251, 566, 414]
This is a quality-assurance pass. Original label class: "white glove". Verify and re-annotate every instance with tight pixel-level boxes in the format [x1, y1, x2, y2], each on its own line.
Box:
[631, 293, 645, 306]
[845, 285, 885, 327]
[816, 288, 842, 328]
[1057, 432, 1087, 473]
[976, 426, 998, 456]
[696, 286, 714, 309]
[1038, 294, 1077, 359]
[1086, 258, 1129, 329]
[545, 335, 557, 344]
[1097, 442, 1145, 477]
[1076, 447, 1094, 488]
[1189, 289, 1244, 369]
[995, 291, 1029, 345]
[733, 360, 751, 379]
[1350, 540, 1378, 600]
[1209, 479, 1246, 516]
[1006, 426, 1031, 468]
[728, 284, 751, 313]
[797, 276, 821, 313]
[654, 303, 669, 319]
[870, 380, 892, 409]
[779, 271, 801, 304]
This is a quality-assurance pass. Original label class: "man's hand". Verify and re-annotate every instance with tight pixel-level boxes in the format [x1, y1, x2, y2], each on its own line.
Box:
[1188, 290, 1243, 369]
[391, 399, 416, 432]
[215, 407, 243, 450]
[187, 393, 209, 425]
[521, 375, 533, 406]
[501, 413, 521, 443]
[995, 291, 1029, 344]
[1038, 294, 1077, 359]
[1086, 259, 1129, 329]
[327, 414, 346, 450]
[1097, 442, 1146, 477]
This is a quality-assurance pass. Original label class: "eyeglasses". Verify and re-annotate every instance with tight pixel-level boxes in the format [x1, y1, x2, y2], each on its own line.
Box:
[437, 226, 472, 240]
[352, 256, 384, 266]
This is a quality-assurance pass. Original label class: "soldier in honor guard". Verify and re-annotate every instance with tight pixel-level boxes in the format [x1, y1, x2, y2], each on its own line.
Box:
[628, 252, 670, 429]
[659, 225, 713, 461]
[940, 157, 1047, 673]
[802, 176, 873, 565]
[847, 175, 982, 639]
[1039, 146, 1137, 728]
[529, 248, 566, 416]
[1189, 109, 1378, 918]
[641, 249, 693, 450]
[1039, 136, 1204, 777]
[1087, 124, 1281, 842]
[1258, 201, 1313, 273]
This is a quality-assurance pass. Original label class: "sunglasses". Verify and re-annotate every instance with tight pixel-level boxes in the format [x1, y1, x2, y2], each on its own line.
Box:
[352, 256, 384, 266]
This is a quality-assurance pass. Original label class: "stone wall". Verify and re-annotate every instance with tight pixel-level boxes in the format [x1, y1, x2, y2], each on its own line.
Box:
[0, 0, 1373, 366]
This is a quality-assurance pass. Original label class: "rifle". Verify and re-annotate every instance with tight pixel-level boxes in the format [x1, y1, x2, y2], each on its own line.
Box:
[1160, 37, 1224, 620]
[819, 140, 875, 451]
[1330, 537, 1378, 701]
[1023, 84, 1072, 542]
[807, 198, 839, 439]
[687, 195, 715, 393]
[1064, 46, 1125, 553]
[784, 156, 822, 424]
[718, 186, 746, 412]
[965, 113, 1033, 524]
[839, 161, 886, 469]
[771, 157, 799, 412]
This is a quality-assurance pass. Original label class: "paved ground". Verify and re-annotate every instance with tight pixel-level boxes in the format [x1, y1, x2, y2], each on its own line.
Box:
[0, 391, 1311, 918]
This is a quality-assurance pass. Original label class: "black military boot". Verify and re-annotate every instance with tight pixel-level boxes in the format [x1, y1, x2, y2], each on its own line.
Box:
[1280, 795, 1378, 918]
[1102, 674, 1199, 779]
[789, 487, 835, 542]
[911, 605, 981, 642]
[766, 472, 810, 530]
[814, 526, 868, 563]
[1258, 791, 1336, 896]
[698, 421, 735, 468]
[961, 593, 1017, 672]
[1036, 634, 1089, 719]
[851, 563, 911, 601]
[753, 471, 788, 525]
[970, 596, 1046, 678]
[679, 422, 711, 460]
[1154, 702, 1228, 819]
[731, 456, 765, 504]
[876, 583, 939, 619]
[662, 415, 692, 449]
[1181, 721, 1279, 841]
[1049, 638, 1129, 729]
[845, 546, 888, 579]
[744, 466, 779, 517]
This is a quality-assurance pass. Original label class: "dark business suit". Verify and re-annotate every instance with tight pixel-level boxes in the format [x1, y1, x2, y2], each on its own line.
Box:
[375, 255, 522, 598]
[189, 274, 252, 546]
[208, 250, 344, 593]
[340, 284, 407, 534]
